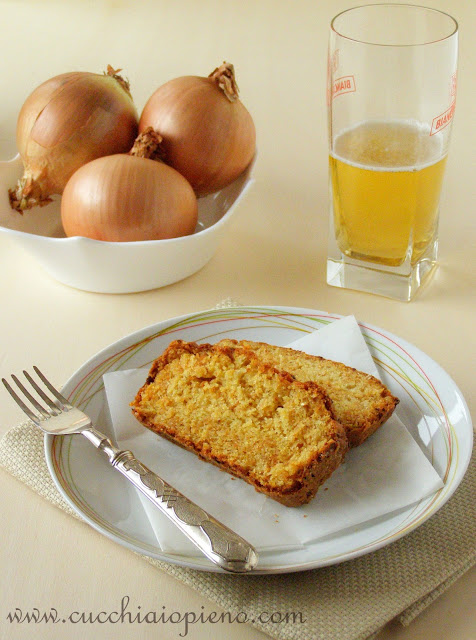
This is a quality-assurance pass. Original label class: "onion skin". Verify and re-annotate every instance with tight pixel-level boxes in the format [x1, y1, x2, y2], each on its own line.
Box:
[10, 67, 139, 212]
[139, 63, 256, 196]
[61, 154, 198, 242]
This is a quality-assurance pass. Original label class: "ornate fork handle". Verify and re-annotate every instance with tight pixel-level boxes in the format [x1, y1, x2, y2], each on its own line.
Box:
[2, 368, 257, 573]
[110, 450, 258, 573]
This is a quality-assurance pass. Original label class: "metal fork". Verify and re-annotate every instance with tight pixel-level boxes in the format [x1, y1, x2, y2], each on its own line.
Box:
[2, 367, 258, 573]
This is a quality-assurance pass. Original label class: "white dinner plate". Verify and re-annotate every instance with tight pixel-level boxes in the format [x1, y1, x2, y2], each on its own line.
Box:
[44, 306, 473, 573]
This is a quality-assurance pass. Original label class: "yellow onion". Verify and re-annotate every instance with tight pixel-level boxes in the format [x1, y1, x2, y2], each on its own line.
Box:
[139, 62, 255, 196]
[61, 129, 198, 242]
[9, 66, 139, 212]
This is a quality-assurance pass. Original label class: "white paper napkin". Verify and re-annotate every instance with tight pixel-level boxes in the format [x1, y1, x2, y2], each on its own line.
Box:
[103, 316, 444, 556]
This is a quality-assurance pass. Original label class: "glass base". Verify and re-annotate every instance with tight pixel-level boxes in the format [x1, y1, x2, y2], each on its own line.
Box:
[327, 247, 438, 302]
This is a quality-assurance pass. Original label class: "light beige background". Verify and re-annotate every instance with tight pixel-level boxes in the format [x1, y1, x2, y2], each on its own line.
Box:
[0, 1, 474, 639]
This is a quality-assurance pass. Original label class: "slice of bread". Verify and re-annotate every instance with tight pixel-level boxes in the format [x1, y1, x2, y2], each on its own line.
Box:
[218, 339, 398, 447]
[131, 340, 348, 507]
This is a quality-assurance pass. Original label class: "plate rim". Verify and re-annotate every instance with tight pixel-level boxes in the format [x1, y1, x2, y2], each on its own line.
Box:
[44, 305, 474, 574]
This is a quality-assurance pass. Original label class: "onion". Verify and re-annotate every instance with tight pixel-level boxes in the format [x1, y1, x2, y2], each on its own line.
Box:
[61, 128, 198, 242]
[139, 62, 255, 196]
[9, 65, 139, 212]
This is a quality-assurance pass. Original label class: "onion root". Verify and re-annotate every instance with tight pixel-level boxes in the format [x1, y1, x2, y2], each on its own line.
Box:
[8, 171, 53, 212]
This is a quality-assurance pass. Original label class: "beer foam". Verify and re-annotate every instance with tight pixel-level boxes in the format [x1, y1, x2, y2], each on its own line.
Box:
[331, 119, 445, 172]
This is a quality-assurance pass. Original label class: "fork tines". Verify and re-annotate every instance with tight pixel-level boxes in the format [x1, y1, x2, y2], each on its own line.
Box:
[2, 367, 71, 424]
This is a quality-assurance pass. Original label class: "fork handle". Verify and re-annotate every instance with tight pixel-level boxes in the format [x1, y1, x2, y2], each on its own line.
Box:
[110, 450, 258, 573]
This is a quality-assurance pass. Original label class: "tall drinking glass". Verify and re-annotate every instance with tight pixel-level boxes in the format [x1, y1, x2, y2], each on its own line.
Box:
[327, 4, 458, 301]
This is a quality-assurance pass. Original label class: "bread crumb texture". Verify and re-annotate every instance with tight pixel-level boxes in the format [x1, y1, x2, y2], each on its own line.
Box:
[218, 339, 399, 447]
[131, 341, 348, 506]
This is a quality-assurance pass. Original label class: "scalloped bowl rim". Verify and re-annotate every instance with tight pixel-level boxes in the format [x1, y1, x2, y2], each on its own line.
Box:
[2, 197, 240, 247]
[0, 153, 254, 248]
[0, 153, 255, 292]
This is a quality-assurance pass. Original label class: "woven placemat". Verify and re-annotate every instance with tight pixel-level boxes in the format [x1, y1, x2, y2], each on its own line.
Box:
[1, 416, 474, 640]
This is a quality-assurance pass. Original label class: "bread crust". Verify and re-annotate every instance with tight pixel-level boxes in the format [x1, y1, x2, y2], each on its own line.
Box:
[131, 340, 348, 507]
[218, 339, 399, 447]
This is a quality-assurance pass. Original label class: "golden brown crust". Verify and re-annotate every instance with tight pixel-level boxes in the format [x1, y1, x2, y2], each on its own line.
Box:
[131, 340, 348, 507]
[131, 416, 347, 507]
[218, 338, 399, 447]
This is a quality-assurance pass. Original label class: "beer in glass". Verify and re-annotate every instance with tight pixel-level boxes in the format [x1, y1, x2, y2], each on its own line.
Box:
[327, 5, 458, 300]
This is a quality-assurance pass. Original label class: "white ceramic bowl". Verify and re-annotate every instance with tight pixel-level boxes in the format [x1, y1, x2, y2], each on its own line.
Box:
[0, 155, 253, 293]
